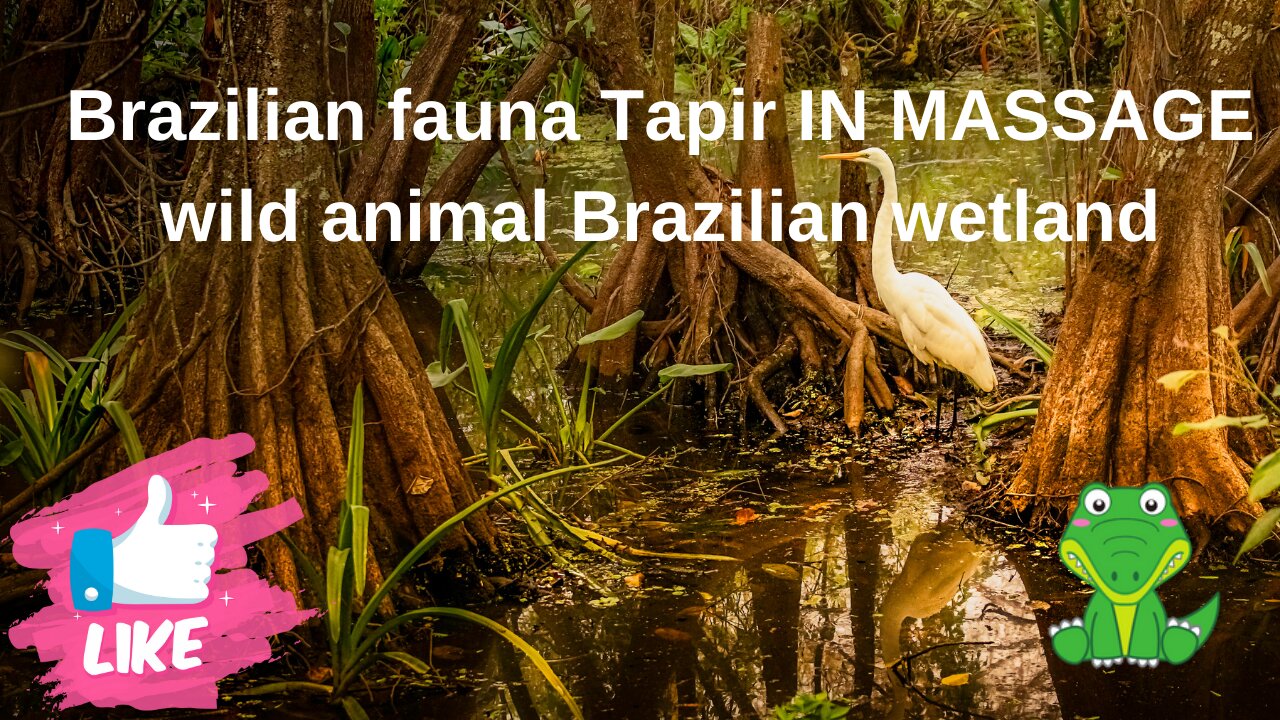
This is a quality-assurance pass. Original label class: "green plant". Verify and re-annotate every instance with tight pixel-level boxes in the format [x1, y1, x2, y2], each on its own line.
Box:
[976, 297, 1053, 365]
[0, 310, 143, 503]
[528, 307, 731, 465]
[429, 246, 736, 580]
[773, 692, 850, 720]
[1159, 326, 1280, 561]
[1225, 227, 1273, 298]
[972, 298, 1053, 452]
[432, 242, 600, 475]
[250, 385, 586, 720]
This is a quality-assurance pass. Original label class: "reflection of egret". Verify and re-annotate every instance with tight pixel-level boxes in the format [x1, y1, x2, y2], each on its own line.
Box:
[822, 148, 997, 436]
[879, 523, 983, 720]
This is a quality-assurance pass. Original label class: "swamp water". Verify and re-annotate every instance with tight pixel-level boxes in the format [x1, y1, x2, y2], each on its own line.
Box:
[3, 79, 1279, 718]
[410, 77, 1280, 718]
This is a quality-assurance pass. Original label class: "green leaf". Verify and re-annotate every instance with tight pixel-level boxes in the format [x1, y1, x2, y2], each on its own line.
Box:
[1099, 166, 1124, 181]
[974, 407, 1039, 448]
[379, 651, 432, 675]
[1236, 507, 1280, 562]
[333, 21, 351, 36]
[346, 385, 365, 507]
[573, 260, 601, 279]
[1156, 370, 1206, 392]
[0, 438, 22, 466]
[658, 362, 733, 383]
[1243, 242, 1272, 297]
[350, 506, 369, 597]
[1171, 413, 1269, 436]
[1250, 450, 1280, 502]
[975, 298, 1053, 365]
[677, 21, 700, 48]
[25, 353, 57, 431]
[326, 547, 351, 646]
[578, 310, 644, 346]
[340, 696, 370, 720]
[102, 400, 144, 464]
[426, 361, 466, 388]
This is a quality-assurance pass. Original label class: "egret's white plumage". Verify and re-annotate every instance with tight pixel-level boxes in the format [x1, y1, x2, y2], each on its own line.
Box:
[822, 147, 996, 393]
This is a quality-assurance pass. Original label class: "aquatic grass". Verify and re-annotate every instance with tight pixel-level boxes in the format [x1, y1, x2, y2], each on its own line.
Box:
[0, 307, 144, 504]
[975, 297, 1054, 365]
[972, 299, 1053, 452]
[432, 241, 600, 475]
[1160, 326, 1280, 560]
[259, 385, 585, 720]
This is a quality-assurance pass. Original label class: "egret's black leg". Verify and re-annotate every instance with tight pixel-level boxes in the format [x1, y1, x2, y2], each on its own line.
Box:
[933, 370, 944, 441]
[949, 370, 959, 438]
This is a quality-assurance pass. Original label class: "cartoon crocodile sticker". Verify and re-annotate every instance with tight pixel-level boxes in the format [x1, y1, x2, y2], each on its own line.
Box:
[1050, 482, 1219, 668]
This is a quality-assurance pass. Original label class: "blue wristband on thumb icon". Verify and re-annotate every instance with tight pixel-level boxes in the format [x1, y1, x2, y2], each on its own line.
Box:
[70, 528, 113, 611]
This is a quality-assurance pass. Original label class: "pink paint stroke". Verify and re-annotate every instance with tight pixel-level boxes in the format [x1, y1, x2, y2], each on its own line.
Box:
[6, 434, 315, 711]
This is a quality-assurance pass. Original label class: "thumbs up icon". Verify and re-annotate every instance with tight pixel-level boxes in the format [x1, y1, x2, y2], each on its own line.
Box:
[70, 475, 218, 611]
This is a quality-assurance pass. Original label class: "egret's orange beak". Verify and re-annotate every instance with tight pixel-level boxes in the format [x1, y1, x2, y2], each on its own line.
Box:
[820, 151, 867, 161]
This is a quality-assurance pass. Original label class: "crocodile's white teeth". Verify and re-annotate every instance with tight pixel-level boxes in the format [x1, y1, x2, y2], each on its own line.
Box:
[1151, 659, 1159, 667]
[1092, 659, 1102, 668]
[1140, 659, 1152, 667]
[1179, 620, 1190, 629]
[1103, 659, 1114, 667]
[1049, 625, 1059, 637]
[1191, 626, 1201, 637]
[1126, 657, 1137, 664]
[1072, 618, 1082, 627]
[1168, 618, 1178, 627]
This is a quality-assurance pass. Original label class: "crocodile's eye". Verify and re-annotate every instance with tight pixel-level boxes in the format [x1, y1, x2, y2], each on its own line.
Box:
[1084, 488, 1110, 515]
[1140, 488, 1167, 515]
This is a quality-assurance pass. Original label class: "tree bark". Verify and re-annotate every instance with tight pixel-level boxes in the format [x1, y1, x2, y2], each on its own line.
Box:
[343, 0, 485, 263]
[1009, 0, 1272, 532]
[388, 45, 563, 277]
[835, 43, 881, 310]
[557, 0, 901, 434]
[110, 0, 497, 595]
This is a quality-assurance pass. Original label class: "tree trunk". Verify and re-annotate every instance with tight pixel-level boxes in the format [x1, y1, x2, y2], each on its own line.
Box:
[387, 45, 563, 278]
[835, 43, 881, 310]
[558, 0, 899, 433]
[1009, 0, 1272, 533]
[112, 0, 497, 595]
[343, 0, 485, 265]
[653, 0, 677, 101]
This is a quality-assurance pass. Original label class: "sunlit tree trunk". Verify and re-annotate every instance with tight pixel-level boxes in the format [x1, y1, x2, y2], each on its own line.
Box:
[553, 0, 899, 434]
[1009, 0, 1273, 534]
[110, 0, 497, 594]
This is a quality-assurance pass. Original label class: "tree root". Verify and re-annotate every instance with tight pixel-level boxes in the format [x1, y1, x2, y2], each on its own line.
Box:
[745, 335, 798, 435]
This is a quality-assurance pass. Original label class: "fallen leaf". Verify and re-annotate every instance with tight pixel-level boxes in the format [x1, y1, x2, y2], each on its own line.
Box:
[654, 627, 692, 642]
[961, 481, 982, 493]
[677, 605, 707, 618]
[854, 499, 880, 512]
[761, 563, 801, 581]
[1029, 600, 1050, 611]
[782, 408, 803, 418]
[893, 375, 915, 395]
[733, 508, 759, 525]
[624, 573, 644, 588]
[804, 500, 836, 517]
[940, 673, 969, 687]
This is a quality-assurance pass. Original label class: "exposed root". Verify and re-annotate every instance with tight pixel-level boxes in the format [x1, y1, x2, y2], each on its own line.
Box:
[746, 334, 799, 435]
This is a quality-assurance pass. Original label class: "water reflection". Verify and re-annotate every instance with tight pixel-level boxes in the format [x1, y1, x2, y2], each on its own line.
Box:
[423, 445, 1066, 719]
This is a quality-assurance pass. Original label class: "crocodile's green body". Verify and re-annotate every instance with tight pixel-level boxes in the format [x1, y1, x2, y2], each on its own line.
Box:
[1051, 482, 1219, 668]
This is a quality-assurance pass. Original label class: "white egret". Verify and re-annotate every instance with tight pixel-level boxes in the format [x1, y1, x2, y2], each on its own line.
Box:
[822, 147, 996, 434]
